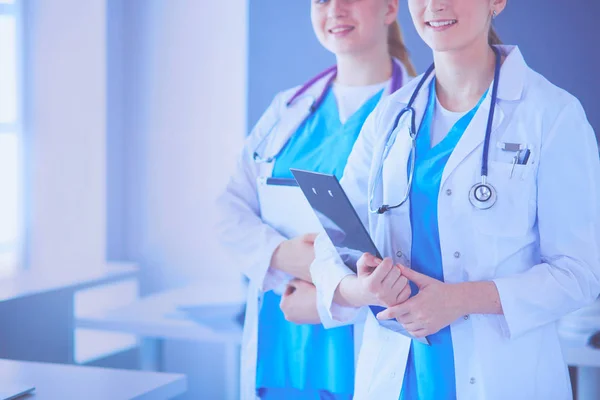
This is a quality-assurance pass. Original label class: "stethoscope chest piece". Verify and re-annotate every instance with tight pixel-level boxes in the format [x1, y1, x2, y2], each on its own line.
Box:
[469, 178, 497, 210]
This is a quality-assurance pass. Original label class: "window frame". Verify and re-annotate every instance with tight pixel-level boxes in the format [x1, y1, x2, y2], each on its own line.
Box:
[0, 0, 26, 273]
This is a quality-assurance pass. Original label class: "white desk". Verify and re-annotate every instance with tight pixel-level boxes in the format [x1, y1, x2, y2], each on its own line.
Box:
[76, 281, 244, 343]
[561, 342, 600, 400]
[0, 263, 138, 364]
[563, 345, 600, 369]
[78, 284, 600, 400]
[0, 358, 186, 399]
[0, 262, 138, 303]
[76, 280, 245, 400]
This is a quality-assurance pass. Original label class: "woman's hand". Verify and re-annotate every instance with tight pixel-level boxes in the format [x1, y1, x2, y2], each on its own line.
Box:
[355, 253, 411, 307]
[270, 233, 318, 282]
[279, 279, 321, 325]
[376, 266, 465, 338]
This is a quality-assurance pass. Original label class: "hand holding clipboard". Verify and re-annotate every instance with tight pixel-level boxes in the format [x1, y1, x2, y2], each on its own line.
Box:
[290, 168, 430, 345]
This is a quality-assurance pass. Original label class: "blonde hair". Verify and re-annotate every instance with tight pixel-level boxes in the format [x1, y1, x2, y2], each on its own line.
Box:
[388, 20, 417, 77]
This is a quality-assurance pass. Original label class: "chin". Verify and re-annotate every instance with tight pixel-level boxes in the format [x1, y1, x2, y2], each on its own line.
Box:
[426, 38, 466, 54]
[327, 42, 362, 57]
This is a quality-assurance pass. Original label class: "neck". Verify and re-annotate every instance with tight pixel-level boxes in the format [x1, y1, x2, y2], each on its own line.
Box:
[433, 39, 497, 112]
[335, 47, 392, 87]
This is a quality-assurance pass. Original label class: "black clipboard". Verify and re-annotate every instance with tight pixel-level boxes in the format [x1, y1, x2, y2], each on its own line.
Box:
[290, 169, 381, 273]
[290, 168, 430, 345]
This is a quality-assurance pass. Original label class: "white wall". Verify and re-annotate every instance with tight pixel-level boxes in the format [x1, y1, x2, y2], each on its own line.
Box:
[121, 1, 248, 293]
[26, 0, 107, 272]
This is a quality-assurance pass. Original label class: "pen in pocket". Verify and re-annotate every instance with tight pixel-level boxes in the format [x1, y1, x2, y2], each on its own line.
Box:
[520, 149, 531, 165]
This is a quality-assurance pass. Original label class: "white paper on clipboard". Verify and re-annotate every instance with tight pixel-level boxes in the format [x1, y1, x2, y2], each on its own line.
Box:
[257, 176, 322, 294]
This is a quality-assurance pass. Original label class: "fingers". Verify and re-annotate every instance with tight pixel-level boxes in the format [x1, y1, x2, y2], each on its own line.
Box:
[399, 264, 434, 287]
[290, 278, 315, 290]
[279, 292, 289, 309]
[376, 301, 410, 321]
[399, 316, 420, 328]
[380, 264, 402, 292]
[408, 329, 428, 338]
[394, 279, 412, 304]
[376, 305, 428, 339]
[303, 233, 319, 243]
[283, 283, 296, 297]
[391, 275, 408, 292]
[279, 295, 293, 322]
[376, 307, 394, 321]
[368, 257, 394, 285]
[357, 253, 382, 276]
[395, 313, 414, 329]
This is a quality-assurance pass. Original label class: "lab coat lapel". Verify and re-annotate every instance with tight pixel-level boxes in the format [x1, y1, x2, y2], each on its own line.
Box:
[369, 76, 431, 210]
[263, 70, 334, 161]
[440, 96, 505, 188]
[392, 75, 432, 194]
[441, 45, 527, 187]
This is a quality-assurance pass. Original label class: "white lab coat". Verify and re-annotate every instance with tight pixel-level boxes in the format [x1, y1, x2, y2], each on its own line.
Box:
[311, 45, 600, 400]
[216, 60, 411, 400]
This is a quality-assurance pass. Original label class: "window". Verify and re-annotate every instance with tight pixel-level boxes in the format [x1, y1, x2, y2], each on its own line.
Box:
[0, 0, 23, 277]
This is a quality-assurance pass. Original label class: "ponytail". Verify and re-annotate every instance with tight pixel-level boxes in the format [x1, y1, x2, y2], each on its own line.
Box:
[388, 20, 417, 77]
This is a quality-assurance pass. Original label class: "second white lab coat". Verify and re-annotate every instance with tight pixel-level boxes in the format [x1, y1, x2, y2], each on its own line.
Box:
[216, 61, 411, 400]
[311, 45, 600, 400]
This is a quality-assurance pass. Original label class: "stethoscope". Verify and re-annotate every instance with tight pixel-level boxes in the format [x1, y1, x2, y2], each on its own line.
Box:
[370, 46, 502, 214]
[252, 61, 404, 164]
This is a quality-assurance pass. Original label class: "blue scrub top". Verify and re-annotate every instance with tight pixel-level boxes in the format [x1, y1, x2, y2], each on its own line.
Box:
[256, 87, 384, 399]
[400, 79, 487, 400]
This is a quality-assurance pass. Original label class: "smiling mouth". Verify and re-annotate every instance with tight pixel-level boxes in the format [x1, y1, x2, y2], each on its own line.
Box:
[426, 20, 457, 28]
[328, 26, 354, 34]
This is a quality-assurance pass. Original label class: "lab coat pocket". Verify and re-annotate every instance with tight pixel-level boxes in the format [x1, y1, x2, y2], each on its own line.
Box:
[472, 160, 535, 237]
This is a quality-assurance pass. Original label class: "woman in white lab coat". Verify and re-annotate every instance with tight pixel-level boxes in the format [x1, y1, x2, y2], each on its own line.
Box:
[310, 0, 600, 399]
[216, 1, 416, 399]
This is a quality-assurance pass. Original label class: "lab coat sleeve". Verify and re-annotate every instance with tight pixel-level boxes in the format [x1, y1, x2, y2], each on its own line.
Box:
[312, 232, 368, 327]
[310, 111, 379, 326]
[215, 92, 290, 292]
[493, 99, 600, 340]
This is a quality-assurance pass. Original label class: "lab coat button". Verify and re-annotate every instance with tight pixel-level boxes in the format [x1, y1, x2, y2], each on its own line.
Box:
[446, 189, 452, 196]
[454, 251, 461, 258]
[396, 250, 403, 258]
[470, 377, 476, 384]
[464, 315, 470, 320]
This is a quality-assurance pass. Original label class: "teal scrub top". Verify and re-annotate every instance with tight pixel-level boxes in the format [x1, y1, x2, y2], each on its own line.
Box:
[256, 86, 384, 399]
[400, 79, 488, 400]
